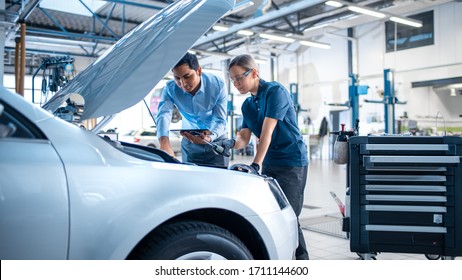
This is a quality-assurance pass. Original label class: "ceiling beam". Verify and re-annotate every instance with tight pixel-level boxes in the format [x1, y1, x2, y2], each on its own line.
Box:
[17, 0, 42, 22]
[412, 77, 462, 88]
[194, 0, 326, 47]
[100, 0, 166, 10]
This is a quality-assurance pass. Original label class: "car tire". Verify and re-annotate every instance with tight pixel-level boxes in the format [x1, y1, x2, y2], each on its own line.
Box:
[128, 221, 253, 260]
[425, 254, 441, 260]
[147, 144, 156, 148]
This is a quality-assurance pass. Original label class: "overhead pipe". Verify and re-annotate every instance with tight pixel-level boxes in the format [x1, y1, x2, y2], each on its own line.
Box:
[26, 35, 113, 48]
[5, 46, 100, 58]
[27, 28, 118, 43]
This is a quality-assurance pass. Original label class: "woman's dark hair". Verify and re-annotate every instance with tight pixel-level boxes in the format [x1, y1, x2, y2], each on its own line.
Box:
[174, 52, 200, 71]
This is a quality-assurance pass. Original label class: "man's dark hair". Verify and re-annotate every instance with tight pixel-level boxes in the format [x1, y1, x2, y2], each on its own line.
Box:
[174, 52, 199, 71]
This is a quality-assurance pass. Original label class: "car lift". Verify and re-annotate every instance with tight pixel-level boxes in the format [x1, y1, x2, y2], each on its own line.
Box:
[329, 70, 406, 134]
[365, 69, 406, 134]
[328, 74, 368, 128]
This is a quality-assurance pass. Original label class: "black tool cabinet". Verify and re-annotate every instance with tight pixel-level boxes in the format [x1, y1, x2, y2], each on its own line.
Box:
[347, 136, 462, 258]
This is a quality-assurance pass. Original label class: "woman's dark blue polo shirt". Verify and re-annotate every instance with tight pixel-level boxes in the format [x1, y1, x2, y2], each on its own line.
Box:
[241, 79, 308, 167]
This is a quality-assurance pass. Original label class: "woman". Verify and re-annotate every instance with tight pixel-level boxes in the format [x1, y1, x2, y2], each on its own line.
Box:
[228, 54, 309, 260]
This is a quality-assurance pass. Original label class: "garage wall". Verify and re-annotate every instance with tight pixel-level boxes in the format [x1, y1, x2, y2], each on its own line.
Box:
[278, 1, 462, 135]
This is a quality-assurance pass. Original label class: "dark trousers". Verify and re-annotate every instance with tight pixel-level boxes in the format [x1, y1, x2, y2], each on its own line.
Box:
[181, 135, 230, 168]
[263, 165, 309, 260]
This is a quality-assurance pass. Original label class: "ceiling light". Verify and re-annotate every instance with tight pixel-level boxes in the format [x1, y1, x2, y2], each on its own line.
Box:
[212, 25, 229, 32]
[325, 1, 343, 8]
[286, 33, 332, 49]
[254, 58, 267, 65]
[326, 0, 422, 28]
[191, 49, 233, 58]
[260, 33, 295, 43]
[300, 40, 331, 49]
[347, 6, 385, 18]
[390, 16, 422, 28]
[237, 29, 254, 36]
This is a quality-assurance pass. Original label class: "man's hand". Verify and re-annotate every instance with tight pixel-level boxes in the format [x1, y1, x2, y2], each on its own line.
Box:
[220, 139, 235, 157]
[223, 139, 236, 149]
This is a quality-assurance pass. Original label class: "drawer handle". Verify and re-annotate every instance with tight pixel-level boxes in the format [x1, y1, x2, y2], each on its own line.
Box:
[365, 205, 447, 212]
[365, 144, 449, 151]
[365, 225, 447, 233]
[365, 185, 447, 192]
[364, 155, 460, 165]
[365, 195, 447, 202]
[365, 175, 446, 182]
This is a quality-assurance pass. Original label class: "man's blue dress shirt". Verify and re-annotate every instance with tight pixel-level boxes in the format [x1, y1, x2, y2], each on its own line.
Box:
[156, 72, 227, 141]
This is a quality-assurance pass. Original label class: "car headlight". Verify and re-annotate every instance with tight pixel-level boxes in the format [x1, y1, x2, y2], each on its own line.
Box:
[264, 176, 290, 210]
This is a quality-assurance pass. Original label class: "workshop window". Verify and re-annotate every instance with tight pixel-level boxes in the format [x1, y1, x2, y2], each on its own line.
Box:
[385, 10, 434, 52]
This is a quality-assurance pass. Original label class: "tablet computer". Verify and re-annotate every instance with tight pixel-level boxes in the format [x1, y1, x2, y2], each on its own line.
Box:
[170, 129, 211, 136]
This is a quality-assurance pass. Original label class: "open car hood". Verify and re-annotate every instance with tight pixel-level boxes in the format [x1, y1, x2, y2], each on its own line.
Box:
[43, 0, 234, 120]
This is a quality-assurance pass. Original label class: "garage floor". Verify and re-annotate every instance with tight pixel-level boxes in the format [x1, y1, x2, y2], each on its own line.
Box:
[231, 155, 460, 260]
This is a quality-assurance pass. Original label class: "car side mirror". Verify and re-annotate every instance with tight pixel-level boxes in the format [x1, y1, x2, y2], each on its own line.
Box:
[0, 123, 17, 138]
[0, 104, 17, 138]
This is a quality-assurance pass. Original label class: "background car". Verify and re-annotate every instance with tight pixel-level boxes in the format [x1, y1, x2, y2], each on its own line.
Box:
[0, 0, 298, 260]
[118, 129, 138, 142]
[133, 127, 182, 155]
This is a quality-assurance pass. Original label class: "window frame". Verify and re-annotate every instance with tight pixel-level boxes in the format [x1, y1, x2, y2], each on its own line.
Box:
[385, 10, 434, 52]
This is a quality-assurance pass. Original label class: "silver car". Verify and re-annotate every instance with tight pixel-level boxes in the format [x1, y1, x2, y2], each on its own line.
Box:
[0, 0, 298, 260]
[133, 127, 182, 155]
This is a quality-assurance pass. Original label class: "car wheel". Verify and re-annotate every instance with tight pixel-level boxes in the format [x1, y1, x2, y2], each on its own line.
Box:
[425, 254, 441, 260]
[128, 221, 253, 260]
[147, 144, 156, 148]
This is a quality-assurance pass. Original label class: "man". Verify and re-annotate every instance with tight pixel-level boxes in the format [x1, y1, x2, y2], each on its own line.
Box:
[156, 52, 232, 168]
